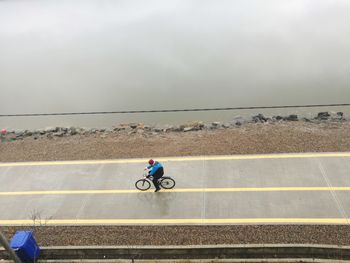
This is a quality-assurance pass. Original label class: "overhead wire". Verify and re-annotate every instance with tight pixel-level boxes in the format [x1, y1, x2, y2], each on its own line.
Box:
[0, 103, 349, 117]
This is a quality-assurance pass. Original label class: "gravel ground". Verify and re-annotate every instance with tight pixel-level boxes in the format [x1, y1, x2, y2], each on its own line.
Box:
[1, 121, 350, 162]
[1, 121, 350, 248]
[1, 225, 350, 246]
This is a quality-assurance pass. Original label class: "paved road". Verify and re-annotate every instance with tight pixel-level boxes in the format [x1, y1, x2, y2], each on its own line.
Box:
[1, 153, 350, 225]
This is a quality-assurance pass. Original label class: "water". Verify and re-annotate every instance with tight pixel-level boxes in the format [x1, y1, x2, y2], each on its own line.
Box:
[1, 0, 350, 130]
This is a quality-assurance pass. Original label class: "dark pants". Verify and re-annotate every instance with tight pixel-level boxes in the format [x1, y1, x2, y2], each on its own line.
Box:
[152, 167, 164, 190]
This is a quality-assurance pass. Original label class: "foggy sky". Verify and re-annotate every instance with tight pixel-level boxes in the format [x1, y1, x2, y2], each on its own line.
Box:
[1, 0, 350, 117]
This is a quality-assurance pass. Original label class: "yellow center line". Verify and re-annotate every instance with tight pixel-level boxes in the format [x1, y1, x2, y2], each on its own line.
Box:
[0, 218, 349, 225]
[1, 187, 350, 196]
[1, 152, 350, 167]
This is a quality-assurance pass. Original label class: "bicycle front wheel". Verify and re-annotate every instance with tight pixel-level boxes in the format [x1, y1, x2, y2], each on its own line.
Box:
[160, 177, 176, 189]
[135, 179, 151, 191]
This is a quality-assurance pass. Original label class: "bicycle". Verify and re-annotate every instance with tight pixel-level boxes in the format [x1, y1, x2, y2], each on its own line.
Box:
[135, 169, 176, 191]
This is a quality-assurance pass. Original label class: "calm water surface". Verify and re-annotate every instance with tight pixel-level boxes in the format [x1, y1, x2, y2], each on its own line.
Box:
[1, 0, 350, 129]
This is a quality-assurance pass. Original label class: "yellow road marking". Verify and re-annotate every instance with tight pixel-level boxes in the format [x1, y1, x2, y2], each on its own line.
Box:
[1, 152, 350, 167]
[1, 187, 350, 196]
[0, 218, 348, 225]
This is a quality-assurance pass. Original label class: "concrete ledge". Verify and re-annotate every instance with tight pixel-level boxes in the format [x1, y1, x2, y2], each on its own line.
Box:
[2, 259, 350, 263]
[38, 260, 350, 263]
[1, 244, 350, 261]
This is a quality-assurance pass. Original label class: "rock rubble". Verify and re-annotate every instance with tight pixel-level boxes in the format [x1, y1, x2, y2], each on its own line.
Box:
[0, 111, 346, 142]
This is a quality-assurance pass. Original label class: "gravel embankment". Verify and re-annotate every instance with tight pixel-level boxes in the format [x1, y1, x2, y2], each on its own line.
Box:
[1, 121, 350, 162]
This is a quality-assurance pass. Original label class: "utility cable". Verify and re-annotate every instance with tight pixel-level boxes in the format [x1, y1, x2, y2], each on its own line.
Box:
[0, 103, 349, 117]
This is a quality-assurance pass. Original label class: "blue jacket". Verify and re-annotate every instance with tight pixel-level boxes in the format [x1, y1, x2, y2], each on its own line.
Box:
[147, 161, 163, 176]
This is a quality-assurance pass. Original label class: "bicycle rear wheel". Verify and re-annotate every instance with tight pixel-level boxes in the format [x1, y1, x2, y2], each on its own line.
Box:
[135, 179, 151, 191]
[160, 177, 176, 189]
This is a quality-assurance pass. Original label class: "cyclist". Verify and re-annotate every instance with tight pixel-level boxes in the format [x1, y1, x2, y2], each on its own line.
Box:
[146, 159, 164, 192]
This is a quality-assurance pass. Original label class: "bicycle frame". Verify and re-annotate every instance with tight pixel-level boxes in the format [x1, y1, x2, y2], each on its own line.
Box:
[135, 169, 175, 191]
[143, 169, 153, 180]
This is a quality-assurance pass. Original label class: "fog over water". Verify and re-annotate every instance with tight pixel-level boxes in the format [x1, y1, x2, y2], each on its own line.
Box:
[1, 0, 350, 129]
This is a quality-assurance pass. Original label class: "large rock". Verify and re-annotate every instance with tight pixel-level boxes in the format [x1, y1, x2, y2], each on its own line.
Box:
[69, 127, 78, 135]
[129, 123, 138, 129]
[24, 130, 33, 136]
[15, 130, 25, 137]
[44, 127, 57, 133]
[53, 132, 64, 137]
[283, 115, 298, 121]
[190, 121, 204, 130]
[252, 114, 268, 123]
[58, 127, 68, 133]
[330, 111, 345, 121]
[113, 124, 130, 131]
[181, 121, 204, 132]
[171, 125, 183, 132]
[178, 124, 186, 131]
[183, 127, 195, 132]
[137, 129, 144, 134]
[316, 112, 330, 120]
[231, 117, 245, 126]
[272, 116, 284, 121]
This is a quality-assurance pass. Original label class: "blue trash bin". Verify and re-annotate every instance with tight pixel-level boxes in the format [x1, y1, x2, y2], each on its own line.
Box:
[10, 231, 40, 263]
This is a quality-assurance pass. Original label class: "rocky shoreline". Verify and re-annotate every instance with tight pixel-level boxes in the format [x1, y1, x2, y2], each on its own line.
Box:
[0, 111, 346, 142]
[1, 110, 350, 162]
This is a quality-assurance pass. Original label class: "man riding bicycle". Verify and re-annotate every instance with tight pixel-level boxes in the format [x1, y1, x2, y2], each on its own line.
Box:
[146, 159, 164, 192]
